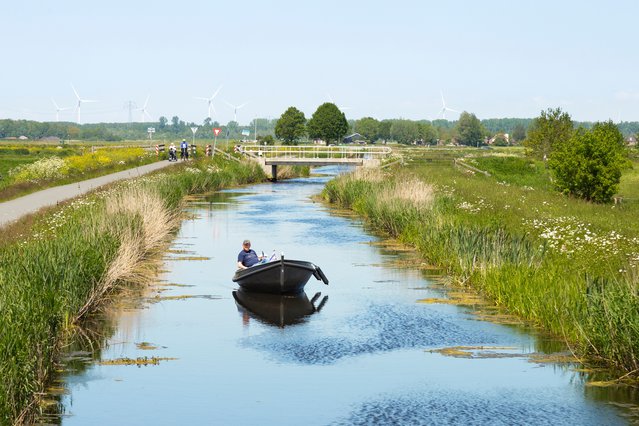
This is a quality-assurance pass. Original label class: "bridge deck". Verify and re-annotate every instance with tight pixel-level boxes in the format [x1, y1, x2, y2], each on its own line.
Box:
[264, 157, 363, 166]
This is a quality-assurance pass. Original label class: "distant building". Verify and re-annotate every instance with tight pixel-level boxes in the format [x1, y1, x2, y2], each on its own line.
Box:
[626, 136, 637, 146]
[343, 133, 365, 144]
[18, 135, 28, 140]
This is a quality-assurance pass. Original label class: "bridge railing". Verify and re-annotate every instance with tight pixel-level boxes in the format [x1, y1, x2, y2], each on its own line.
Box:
[240, 145, 392, 159]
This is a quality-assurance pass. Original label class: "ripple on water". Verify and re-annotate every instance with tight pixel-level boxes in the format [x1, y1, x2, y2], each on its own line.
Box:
[243, 303, 510, 365]
[330, 388, 625, 426]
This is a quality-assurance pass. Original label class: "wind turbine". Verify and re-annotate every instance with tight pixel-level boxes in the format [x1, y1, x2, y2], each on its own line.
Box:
[137, 95, 152, 122]
[224, 100, 249, 123]
[195, 85, 223, 119]
[71, 84, 97, 124]
[439, 90, 459, 120]
[51, 98, 70, 122]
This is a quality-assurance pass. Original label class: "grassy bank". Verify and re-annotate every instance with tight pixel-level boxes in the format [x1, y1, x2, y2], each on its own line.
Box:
[323, 150, 639, 376]
[0, 145, 161, 202]
[0, 157, 267, 423]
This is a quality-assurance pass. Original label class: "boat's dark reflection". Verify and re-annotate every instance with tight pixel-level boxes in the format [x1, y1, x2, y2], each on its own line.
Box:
[232, 290, 328, 328]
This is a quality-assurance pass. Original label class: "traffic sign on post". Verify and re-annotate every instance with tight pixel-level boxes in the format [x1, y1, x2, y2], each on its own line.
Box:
[213, 128, 221, 136]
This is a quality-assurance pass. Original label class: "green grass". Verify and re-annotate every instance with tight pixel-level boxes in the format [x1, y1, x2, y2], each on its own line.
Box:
[323, 149, 639, 375]
[0, 157, 267, 423]
[0, 144, 160, 202]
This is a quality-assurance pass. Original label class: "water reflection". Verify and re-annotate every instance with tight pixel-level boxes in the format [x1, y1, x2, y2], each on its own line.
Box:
[233, 290, 328, 328]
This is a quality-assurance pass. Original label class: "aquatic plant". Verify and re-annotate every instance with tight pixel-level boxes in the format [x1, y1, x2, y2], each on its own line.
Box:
[0, 156, 267, 423]
[322, 151, 639, 375]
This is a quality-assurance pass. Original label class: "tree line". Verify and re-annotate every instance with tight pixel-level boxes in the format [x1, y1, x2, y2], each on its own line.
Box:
[1, 113, 638, 145]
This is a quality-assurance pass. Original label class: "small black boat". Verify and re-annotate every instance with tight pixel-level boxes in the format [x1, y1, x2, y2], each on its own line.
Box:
[233, 290, 328, 327]
[232, 255, 328, 294]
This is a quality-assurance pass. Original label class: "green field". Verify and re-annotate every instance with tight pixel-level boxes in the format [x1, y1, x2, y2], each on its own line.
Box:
[323, 146, 639, 376]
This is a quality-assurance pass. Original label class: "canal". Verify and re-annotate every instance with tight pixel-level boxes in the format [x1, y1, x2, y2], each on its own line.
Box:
[50, 167, 636, 425]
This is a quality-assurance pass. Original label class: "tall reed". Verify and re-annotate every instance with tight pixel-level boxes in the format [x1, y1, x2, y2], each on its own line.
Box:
[323, 163, 639, 374]
[0, 157, 266, 423]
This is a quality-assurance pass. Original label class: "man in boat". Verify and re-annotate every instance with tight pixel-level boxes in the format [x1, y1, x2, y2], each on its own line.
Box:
[237, 240, 263, 270]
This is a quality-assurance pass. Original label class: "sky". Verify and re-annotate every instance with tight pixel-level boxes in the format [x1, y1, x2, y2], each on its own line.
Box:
[2, 0, 638, 125]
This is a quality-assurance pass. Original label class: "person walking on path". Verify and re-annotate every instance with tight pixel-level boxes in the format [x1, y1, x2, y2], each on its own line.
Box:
[180, 139, 189, 160]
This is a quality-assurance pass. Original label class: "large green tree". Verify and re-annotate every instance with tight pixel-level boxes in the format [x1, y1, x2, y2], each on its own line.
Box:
[274, 107, 306, 145]
[525, 108, 574, 160]
[455, 112, 485, 146]
[511, 124, 526, 143]
[355, 117, 380, 143]
[307, 103, 348, 144]
[390, 120, 420, 145]
[418, 122, 438, 145]
[549, 121, 628, 203]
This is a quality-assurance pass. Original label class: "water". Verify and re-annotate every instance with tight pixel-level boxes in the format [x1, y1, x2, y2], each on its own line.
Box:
[50, 167, 637, 425]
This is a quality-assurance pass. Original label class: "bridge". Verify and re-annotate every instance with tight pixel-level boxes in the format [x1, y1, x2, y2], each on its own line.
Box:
[240, 145, 392, 180]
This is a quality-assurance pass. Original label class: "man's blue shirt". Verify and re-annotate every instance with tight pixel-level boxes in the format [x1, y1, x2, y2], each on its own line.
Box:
[238, 249, 259, 267]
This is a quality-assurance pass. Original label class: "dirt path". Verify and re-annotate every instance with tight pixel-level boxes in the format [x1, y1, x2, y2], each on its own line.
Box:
[0, 160, 178, 229]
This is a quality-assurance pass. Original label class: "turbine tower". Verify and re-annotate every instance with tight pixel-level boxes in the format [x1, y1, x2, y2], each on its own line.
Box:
[224, 100, 249, 123]
[195, 85, 223, 119]
[137, 95, 152, 122]
[51, 98, 70, 122]
[439, 90, 459, 120]
[71, 84, 97, 124]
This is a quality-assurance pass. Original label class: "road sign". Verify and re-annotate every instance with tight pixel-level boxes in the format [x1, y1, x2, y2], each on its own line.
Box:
[147, 127, 155, 133]
[213, 128, 222, 136]
[241, 129, 250, 136]
[190, 126, 198, 135]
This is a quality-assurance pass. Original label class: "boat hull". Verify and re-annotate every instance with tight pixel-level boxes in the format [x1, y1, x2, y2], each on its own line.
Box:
[232, 259, 328, 294]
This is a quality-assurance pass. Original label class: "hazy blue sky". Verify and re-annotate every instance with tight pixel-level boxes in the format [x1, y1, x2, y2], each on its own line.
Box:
[2, 0, 638, 125]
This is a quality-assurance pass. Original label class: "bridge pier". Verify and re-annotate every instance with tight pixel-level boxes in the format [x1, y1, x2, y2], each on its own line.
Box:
[271, 165, 278, 181]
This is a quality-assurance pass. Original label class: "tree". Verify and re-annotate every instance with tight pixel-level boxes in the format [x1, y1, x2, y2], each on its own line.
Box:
[525, 108, 573, 160]
[549, 121, 628, 203]
[456, 112, 485, 146]
[511, 124, 526, 143]
[390, 120, 420, 144]
[418, 122, 438, 145]
[275, 106, 306, 145]
[158, 116, 168, 129]
[378, 120, 392, 142]
[355, 117, 380, 143]
[306, 103, 348, 144]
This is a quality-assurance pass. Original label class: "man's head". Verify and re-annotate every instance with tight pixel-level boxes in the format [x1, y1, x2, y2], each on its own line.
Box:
[242, 239, 251, 251]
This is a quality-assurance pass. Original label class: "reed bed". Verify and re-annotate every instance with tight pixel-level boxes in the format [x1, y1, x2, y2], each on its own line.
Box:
[323, 154, 639, 375]
[0, 157, 266, 423]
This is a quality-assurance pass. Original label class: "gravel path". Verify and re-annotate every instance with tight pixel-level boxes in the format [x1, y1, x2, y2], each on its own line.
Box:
[0, 160, 178, 229]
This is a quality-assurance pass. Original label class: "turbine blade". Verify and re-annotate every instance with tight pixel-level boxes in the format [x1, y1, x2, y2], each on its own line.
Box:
[71, 84, 81, 100]
[143, 95, 150, 109]
[211, 85, 223, 99]
[237, 102, 249, 109]
[223, 100, 234, 109]
[51, 98, 60, 109]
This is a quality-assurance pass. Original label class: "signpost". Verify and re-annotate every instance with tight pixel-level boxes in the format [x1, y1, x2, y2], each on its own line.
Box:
[147, 127, 155, 141]
[190, 126, 198, 147]
[213, 127, 222, 156]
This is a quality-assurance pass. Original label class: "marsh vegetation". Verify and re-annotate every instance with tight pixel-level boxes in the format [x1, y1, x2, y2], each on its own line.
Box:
[323, 148, 639, 375]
